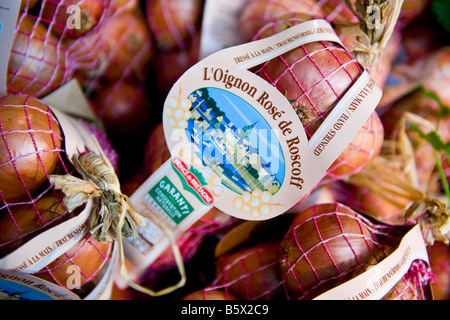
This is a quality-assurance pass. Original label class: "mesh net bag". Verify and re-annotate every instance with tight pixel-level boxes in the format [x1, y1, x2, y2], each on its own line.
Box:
[183, 203, 434, 300]
[0, 94, 116, 294]
[10, 1, 154, 137]
[8, 0, 109, 98]
[33, 233, 112, 291]
[211, 241, 287, 300]
[239, 0, 358, 42]
[73, 3, 155, 136]
[249, 15, 383, 181]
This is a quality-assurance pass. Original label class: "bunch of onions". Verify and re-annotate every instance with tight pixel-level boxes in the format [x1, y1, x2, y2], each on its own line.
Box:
[0, 95, 117, 295]
[0, 95, 65, 204]
[280, 203, 431, 299]
[239, 0, 358, 42]
[215, 241, 286, 300]
[8, 15, 68, 98]
[251, 16, 384, 181]
[40, 0, 106, 39]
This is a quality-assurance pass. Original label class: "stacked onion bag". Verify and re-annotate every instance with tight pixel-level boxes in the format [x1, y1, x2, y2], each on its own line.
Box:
[11, 0, 154, 137]
[0, 94, 118, 298]
[182, 203, 434, 300]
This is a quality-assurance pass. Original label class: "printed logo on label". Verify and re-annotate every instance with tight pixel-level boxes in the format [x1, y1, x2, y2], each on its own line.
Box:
[148, 176, 194, 225]
[171, 157, 214, 205]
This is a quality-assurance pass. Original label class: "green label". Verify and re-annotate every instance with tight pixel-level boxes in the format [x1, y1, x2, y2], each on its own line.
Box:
[148, 176, 194, 225]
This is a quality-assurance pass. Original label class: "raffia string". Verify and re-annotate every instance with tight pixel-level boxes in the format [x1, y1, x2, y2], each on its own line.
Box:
[50, 137, 186, 297]
[339, 0, 404, 66]
[348, 112, 450, 245]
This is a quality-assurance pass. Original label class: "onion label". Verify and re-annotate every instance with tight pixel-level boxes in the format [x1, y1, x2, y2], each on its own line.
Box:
[0, 244, 118, 300]
[0, 88, 106, 275]
[0, 270, 81, 300]
[0, 0, 20, 97]
[124, 19, 382, 281]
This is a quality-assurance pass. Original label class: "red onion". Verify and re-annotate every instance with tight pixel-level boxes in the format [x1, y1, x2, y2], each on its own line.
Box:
[252, 17, 384, 180]
[215, 241, 285, 300]
[98, 9, 154, 82]
[427, 242, 450, 300]
[0, 95, 64, 204]
[34, 233, 112, 291]
[239, 0, 357, 42]
[8, 15, 67, 98]
[281, 203, 397, 299]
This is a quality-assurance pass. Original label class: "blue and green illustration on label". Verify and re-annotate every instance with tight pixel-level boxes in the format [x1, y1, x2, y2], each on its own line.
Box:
[185, 87, 285, 195]
[164, 85, 287, 219]
[148, 176, 194, 225]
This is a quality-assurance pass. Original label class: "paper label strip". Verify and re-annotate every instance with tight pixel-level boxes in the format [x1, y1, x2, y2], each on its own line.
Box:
[0, 103, 103, 274]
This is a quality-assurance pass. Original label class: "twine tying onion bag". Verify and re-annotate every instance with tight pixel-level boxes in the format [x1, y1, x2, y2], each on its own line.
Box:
[49, 148, 187, 297]
[47, 146, 187, 296]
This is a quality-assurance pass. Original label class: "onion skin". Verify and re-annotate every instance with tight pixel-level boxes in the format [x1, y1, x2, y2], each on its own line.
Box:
[0, 190, 75, 257]
[280, 203, 389, 299]
[40, 0, 106, 38]
[8, 16, 67, 98]
[0, 95, 64, 204]
[216, 241, 286, 300]
[183, 289, 237, 300]
[240, 0, 357, 42]
[146, 0, 203, 51]
[428, 242, 450, 300]
[325, 112, 384, 180]
[34, 233, 112, 290]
